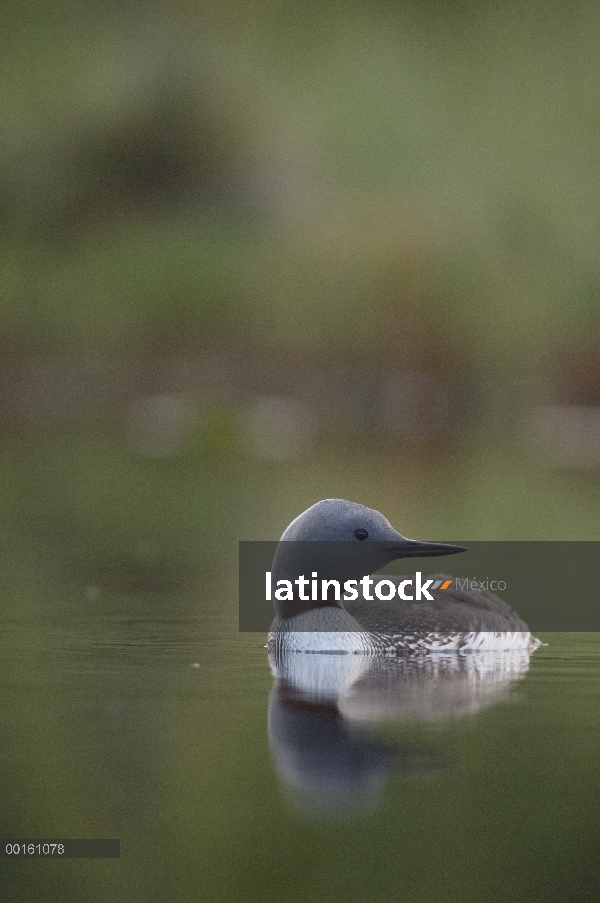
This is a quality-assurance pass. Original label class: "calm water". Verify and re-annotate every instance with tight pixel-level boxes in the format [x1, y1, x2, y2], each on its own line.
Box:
[1, 611, 600, 902]
[0, 433, 599, 901]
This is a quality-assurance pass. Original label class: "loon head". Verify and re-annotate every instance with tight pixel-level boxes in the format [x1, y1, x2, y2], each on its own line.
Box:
[280, 498, 466, 556]
[272, 499, 467, 619]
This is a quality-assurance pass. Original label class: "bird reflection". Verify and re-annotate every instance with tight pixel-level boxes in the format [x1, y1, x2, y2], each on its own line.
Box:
[267, 646, 534, 817]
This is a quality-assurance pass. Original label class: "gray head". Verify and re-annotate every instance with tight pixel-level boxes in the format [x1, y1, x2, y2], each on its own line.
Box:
[272, 500, 467, 619]
[281, 499, 467, 559]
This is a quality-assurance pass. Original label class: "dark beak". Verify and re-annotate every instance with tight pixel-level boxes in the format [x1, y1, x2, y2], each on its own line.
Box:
[388, 539, 468, 559]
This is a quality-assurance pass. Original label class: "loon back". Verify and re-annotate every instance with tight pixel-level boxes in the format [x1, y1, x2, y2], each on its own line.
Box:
[342, 572, 539, 653]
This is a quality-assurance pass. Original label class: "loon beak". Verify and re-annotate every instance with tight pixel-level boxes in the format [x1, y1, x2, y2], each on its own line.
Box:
[388, 538, 468, 559]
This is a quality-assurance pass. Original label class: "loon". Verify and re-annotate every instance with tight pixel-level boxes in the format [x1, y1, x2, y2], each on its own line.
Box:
[267, 499, 540, 655]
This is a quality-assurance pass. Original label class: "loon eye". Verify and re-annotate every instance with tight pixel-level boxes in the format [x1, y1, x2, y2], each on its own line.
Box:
[355, 528, 368, 540]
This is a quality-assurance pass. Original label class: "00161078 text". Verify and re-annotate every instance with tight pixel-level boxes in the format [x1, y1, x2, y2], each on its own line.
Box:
[4, 843, 65, 855]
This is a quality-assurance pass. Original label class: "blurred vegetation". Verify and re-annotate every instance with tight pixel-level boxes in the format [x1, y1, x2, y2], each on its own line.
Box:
[1, 0, 599, 363]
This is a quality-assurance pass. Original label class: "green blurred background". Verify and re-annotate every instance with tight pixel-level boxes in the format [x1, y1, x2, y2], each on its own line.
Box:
[2, 0, 600, 622]
[1, 0, 599, 548]
[1, 3, 600, 901]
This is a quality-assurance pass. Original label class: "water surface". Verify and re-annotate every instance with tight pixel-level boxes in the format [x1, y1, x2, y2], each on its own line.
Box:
[2, 610, 600, 902]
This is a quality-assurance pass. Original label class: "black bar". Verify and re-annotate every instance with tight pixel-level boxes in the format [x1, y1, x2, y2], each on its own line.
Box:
[0, 840, 120, 858]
